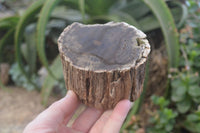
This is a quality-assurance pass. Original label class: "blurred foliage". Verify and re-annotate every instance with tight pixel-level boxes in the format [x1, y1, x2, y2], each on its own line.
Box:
[142, 0, 179, 68]
[0, 0, 199, 132]
[9, 63, 40, 91]
[185, 0, 200, 42]
[148, 96, 178, 133]
[141, 0, 200, 132]
[0, 0, 181, 102]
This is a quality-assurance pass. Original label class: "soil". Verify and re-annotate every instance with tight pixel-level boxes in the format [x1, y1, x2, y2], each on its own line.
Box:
[0, 87, 59, 133]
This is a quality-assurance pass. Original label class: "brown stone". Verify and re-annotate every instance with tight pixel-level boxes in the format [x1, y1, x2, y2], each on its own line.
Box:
[58, 22, 150, 110]
[0, 63, 10, 85]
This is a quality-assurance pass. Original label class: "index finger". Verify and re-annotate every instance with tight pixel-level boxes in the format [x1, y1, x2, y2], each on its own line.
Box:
[30, 90, 80, 128]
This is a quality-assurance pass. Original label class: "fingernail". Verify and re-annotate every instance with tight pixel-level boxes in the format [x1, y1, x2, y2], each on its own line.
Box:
[123, 100, 132, 109]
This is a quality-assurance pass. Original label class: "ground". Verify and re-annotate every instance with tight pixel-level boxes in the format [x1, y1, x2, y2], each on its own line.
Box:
[0, 87, 59, 133]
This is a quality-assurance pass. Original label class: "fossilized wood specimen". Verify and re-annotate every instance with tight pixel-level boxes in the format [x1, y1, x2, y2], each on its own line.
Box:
[58, 22, 150, 110]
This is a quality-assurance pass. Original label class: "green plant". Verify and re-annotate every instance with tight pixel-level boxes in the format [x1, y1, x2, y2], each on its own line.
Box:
[171, 71, 200, 114]
[168, 40, 200, 132]
[9, 63, 40, 91]
[147, 95, 178, 133]
[142, 0, 179, 68]
[146, 1, 200, 131]
[15, 0, 45, 89]
[0, 0, 185, 107]
[36, 0, 60, 79]
[41, 55, 64, 106]
[183, 111, 200, 132]
[185, 0, 200, 42]
[0, 16, 19, 62]
[122, 0, 181, 130]
[22, 24, 37, 75]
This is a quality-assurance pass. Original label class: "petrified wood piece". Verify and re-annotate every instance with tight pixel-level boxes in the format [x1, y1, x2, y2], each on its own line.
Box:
[58, 22, 150, 110]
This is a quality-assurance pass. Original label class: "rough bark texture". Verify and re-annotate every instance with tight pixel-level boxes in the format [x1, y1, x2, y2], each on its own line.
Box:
[58, 22, 150, 110]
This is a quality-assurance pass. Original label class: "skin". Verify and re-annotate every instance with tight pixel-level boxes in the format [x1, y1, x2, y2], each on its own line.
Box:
[23, 90, 131, 133]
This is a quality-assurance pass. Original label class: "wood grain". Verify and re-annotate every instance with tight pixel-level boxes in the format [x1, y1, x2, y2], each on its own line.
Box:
[58, 22, 150, 110]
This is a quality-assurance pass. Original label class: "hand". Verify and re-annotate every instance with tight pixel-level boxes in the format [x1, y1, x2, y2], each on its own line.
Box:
[23, 90, 131, 133]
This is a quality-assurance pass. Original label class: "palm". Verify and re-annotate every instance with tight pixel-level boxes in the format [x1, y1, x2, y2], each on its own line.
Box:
[24, 91, 131, 133]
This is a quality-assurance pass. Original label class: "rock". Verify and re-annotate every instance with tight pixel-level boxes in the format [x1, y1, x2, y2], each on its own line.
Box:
[0, 63, 10, 85]
[58, 22, 150, 110]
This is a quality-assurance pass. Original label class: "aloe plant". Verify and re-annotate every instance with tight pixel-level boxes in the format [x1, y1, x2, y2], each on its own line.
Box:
[142, 0, 179, 68]
[0, 16, 19, 62]
[15, 0, 45, 89]
[0, 16, 19, 30]
[22, 24, 37, 75]
[0, 28, 15, 62]
[36, 0, 60, 80]
[78, 0, 86, 22]
[41, 55, 63, 106]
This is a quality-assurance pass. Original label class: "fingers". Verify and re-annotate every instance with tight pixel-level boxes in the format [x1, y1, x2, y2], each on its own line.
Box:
[89, 100, 131, 133]
[89, 110, 112, 133]
[24, 91, 131, 133]
[72, 107, 103, 132]
[102, 100, 131, 133]
[58, 125, 82, 133]
[43, 90, 80, 125]
[24, 90, 80, 132]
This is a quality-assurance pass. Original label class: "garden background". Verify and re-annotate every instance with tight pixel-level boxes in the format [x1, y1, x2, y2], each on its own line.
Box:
[0, 0, 200, 132]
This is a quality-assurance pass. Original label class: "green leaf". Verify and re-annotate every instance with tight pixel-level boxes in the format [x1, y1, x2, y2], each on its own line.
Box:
[0, 16, 19, 30]
[187, 114, 200, 122]
[189, 76, 199, 84]
[85, 0, 116, 16]
[151, 95, 159, 104]
[158, 97, 169, 108]
[41, 55, 63, 106]
[142, 0, 179, 68]
[51, 6, 83, 22]
[193, 97, 200, 103]
[138, 15, 160, 32]
[15, 0, 45, 90]
[176, 3, 188, 28]
[23, 24, 37, 75]
[36, 0, 60, 80]
[160, 113, 168, 124]
[177, 97, 191, 113]
[110, 11, 141, 28]
[171, 85, 187, 102]
[151, 95, 169, 108]
[183, 121, 200, 133]
[62, 0, 79, 9]
[163, 109, 177, 120]
[188, 85, 200, 97]
[165, 123, 173, 132]
[171, 78, 182, 88]
[171, 6, 182, 25]
[78, 0, 85, 22]
[120, 0, 150, 19]
[0, 28, 15, 62]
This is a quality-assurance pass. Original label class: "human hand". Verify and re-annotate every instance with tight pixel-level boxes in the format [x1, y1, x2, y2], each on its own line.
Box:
[23, 90, 131, 133]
